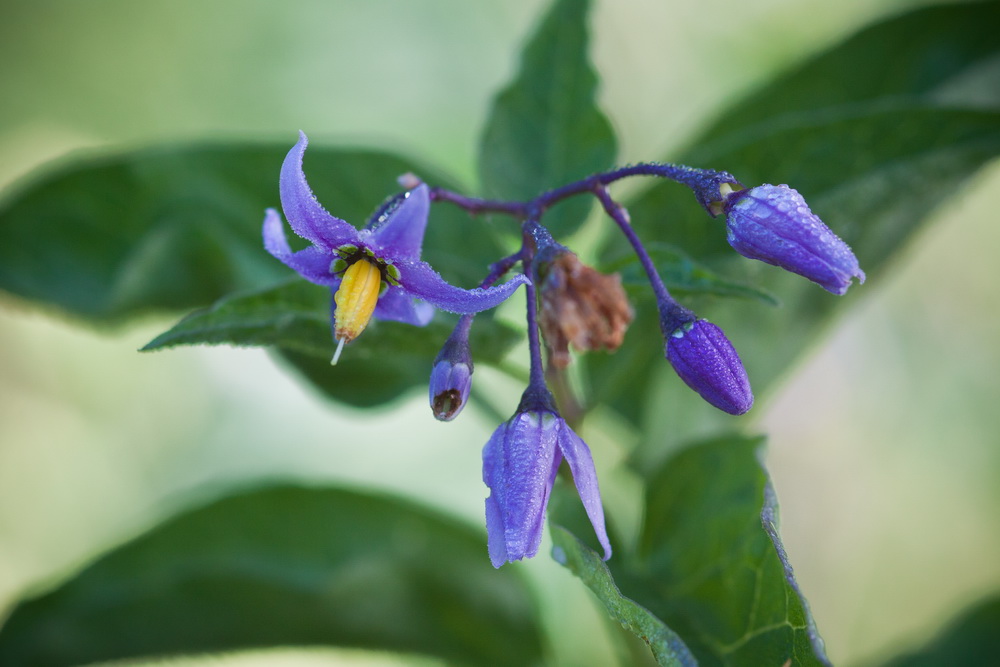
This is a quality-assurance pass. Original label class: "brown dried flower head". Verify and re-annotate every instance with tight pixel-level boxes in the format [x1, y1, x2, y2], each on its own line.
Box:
[539, 252, 634, 368]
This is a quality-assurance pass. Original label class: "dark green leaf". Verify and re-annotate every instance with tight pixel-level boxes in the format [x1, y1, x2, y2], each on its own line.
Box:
[619, 435, 829, 667]
[478, 0, 616, 235]
[882, 593, 1000, 667]
[550, 525, 697, 667]
[142, 279, 523, 408]
[0, 484, 544, 667]
[586, 3, 1000, 442]
[0, 142, 501, 322]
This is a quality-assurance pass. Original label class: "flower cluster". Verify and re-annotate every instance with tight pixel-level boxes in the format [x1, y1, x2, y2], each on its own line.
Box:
[264, 133, 864, 567]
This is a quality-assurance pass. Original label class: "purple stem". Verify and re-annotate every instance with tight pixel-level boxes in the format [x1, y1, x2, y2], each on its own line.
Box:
[430, 163, 740, 218]
[592, 185, 693, 333]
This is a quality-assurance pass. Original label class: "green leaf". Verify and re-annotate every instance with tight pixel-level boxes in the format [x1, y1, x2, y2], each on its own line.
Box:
[619, 435, 829, 667]
[881, 593, 1000, 667]
[605, 243, 779, 306]
[0, 484, 544, 667]
[478, 0, 616, 235]
[585, 2, 1000, 438]
[550, 525, 697, 667]
[142, 279, 523, 408]
[0, 142, 501, 322]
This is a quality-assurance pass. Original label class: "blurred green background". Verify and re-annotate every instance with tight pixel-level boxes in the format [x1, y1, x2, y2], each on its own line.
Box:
[1, 0, 998, 665]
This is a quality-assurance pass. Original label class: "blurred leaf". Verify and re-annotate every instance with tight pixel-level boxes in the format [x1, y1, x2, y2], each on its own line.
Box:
[0, 484, 544, 667]
[605, 243, 779, 306]
[550, 525, 697, 667]
[617, 435, 829, 667]
[0, 141, 501, 322]
[881, 593, 1000, 667]
[478, 0, 616, 235]
[143, 278, 523, 408]
[585, 2, 1000, 447]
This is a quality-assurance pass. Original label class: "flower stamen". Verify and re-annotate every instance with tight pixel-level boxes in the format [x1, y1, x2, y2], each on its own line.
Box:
[331, 259, 382, 364]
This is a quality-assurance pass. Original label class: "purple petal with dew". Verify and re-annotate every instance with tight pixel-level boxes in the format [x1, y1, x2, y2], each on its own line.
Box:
[279, 131, 359, 249]
[399, 260, 529, 314]
[482, 413, 560, 567]
[373, 286, 435, 326]
[369, 184, 430, 262]
[726, 184, 864, 295]
[556, 422, 611, 561]
[263, 208, 339, 287]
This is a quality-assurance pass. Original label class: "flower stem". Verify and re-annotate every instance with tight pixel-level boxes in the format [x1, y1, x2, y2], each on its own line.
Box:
[591, 185, 692, 333]
[429, 163, 740, 219]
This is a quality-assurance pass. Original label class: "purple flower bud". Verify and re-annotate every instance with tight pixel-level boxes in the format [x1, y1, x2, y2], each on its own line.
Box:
[665, 319, 753, 415]
[724, 184, 865, 295]
[483, 398, 611, 568]
[429, 360, 472, 422]
[429, 316, 474, 421]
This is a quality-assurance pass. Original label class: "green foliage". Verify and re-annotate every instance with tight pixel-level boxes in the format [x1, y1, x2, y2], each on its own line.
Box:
[585, 2, 1000, 442]
[143, 279, 522, 407]
[0, 485, 544, 667]
[0, 144, 499, 322]
[1, 0, 998, 665]
[550, 525, 697, 667]
[478, 0, 616, 235]
[882, 594, 1000, 667]
[623, 436, 828, 666]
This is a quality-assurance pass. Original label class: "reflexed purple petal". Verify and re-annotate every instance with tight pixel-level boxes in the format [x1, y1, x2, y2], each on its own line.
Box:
[280, 131, 359, 249]
[262, 209, 339, 287]
[725, 184, 865, 295]
[369, 184, 430, 261]
[482, 412, 560, 567]
[485, 493, 508, 569]
[666, 319, 753, 415]
[556, 422, 611, 561]
[373, 286, 435, 326]
[399, 260, 528, 314]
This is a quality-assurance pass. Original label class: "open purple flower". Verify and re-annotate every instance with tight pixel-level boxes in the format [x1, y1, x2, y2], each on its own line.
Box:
[723, 184, 865, 295]
[483, 390, 611, 568]
[264, 132, 529, 362]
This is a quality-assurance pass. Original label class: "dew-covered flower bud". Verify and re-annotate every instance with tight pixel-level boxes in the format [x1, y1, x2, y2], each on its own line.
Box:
[483, 388, 610, 568]
[539, 251, 633, 368]
[723, 184, 865, 295]
[665, 318, 753, 415]
[429, 316, 474, 421]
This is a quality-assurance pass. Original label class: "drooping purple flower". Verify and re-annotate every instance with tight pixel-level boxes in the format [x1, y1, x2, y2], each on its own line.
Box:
[263, 131, 529, 362]
[665, 318, 753, 415]
[483, 389, 611, 568]
[723, 184, 865, 295]
[429, 315, 474, 421]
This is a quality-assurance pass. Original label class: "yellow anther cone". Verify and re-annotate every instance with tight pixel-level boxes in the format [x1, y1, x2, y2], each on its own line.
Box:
[332, 260, 382, 363]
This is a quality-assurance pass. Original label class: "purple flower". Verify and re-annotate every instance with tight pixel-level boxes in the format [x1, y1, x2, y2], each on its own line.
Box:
[483, 393, 611, 568]
[429, 316, 474, 421]
[724, 184, 865, 295]
[665, 318, 753, 415]
[263, 132, 529, 362]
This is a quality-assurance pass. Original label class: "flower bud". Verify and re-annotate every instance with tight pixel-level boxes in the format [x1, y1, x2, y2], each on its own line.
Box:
[429, 317, 474, 421]
[724, 184, 865, 295]
[665, 319, 753, 415]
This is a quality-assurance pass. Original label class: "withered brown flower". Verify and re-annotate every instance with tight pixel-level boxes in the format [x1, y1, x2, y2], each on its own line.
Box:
[539, 252, 633, 368]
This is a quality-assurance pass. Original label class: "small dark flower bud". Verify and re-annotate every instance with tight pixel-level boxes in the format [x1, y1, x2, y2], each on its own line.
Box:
[429, 317, 474, 421]
[538, 252, 634, 368]
[724, 184, 865, 295]
[665, 319, 753, 415]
